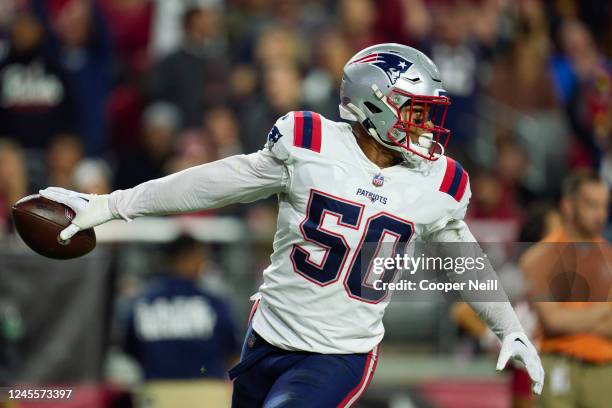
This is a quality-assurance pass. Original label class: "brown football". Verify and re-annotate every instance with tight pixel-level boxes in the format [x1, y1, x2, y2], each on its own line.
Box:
[11, 195, 96, 259]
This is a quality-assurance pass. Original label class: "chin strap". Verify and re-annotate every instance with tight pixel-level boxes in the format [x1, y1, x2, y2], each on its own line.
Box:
[338, 104, 358, 121]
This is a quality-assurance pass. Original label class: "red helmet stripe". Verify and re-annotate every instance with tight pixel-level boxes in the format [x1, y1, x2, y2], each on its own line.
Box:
[352, 53, 379, 64]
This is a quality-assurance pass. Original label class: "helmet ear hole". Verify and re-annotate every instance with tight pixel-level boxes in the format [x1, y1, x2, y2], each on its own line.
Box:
[364, 101, 382, 114]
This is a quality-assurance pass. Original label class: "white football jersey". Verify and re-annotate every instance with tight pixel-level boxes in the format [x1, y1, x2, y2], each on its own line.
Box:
[251, 111, 471, 354]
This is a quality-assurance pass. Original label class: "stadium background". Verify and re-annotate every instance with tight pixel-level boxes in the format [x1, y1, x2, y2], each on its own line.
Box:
[0, 0, 610, 407]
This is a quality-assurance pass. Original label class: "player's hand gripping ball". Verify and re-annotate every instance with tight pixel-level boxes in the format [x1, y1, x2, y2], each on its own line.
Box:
[11, 194, 96, 259]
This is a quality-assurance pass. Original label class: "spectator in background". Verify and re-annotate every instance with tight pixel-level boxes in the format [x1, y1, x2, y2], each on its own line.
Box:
[337, 0, 383, 52]
[469, 0, 508, 49]
[487, 0, 559, 141]
[72, 158, 112, 194]
[253, 25, 303, 68]
[468, 171, 522, 221]
[425, 0, 485, 148]
[315, 28, 351, 86]
[229, 22, 303, 115]
[99, 0, 153, 75]
[148, 0, 186, 59]
[124, 234, 239, 380]
[228, 0, 321, 66]
[32, 0, 112, 156]
[147, 3, 228, 128]
[374, 0, 429, 45]
[241, 61, 307, 153]
[0, 11, 77, 149]
[552, 19, 612, 169]
[165, 128, 216, 174]
[0, 139, 27, 235]
[302, 28, 352, 120]
[45, 133, 83, 189]
[114, 102, 179, 189]
[150, 0, 225, 59]
[0, 0, 18, 60]
[203, 106, 243, 159]
[571, 0, 612, 53]
[228, 61, 258, 109]
[228, 24, 303, 116]
[495, 140, 535, 211]
[488, 31, 558, 120]
[521, 172, 612, 407]
[486, 14, 567, 198]
[286, 0, 331, 40]
[100, 0, 153, 167]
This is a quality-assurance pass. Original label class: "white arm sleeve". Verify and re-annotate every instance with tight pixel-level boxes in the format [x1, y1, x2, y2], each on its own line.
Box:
[427, 220, 524, 339]
[107, 149, 288, 220]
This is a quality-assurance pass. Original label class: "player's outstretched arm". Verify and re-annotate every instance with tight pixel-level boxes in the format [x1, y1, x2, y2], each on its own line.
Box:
[425, 219, 545, 395]
[40, 150, 287, 240]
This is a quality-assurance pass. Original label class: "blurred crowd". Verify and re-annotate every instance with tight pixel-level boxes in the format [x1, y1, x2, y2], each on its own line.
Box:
[0, 0, 611, 239]
[0, 2, 611, 405]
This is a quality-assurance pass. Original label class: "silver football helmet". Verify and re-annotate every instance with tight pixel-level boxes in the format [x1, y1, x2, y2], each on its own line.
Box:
[339, 43, 450, 162]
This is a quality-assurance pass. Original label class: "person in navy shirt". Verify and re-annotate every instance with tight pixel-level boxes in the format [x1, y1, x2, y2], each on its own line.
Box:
[124, 235, 239, 380]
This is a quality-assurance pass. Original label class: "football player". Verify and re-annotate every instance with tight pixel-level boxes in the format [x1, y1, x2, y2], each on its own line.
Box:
[40, 44, 544, 407]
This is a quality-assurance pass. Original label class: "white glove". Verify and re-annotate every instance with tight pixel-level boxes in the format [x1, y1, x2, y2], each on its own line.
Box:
[39, 187, 115, 241]
[496, 331, 545, 395]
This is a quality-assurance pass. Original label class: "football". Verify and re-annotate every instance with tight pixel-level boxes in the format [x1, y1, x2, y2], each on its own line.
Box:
[11, 195, 96, 260]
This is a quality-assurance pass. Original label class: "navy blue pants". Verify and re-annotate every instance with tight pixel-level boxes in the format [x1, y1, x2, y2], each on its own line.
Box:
[229, 327, 379, 408]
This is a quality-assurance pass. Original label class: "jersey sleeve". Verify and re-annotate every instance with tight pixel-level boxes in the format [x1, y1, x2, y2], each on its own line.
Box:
[264, 111, 325, 161]
[264, 113, 295, 162]
[450, 174, 471, 221]
[420, 171, 524, 339]
[422, 157, 472, 241]
[439, 156, 471, 221]
[107, 115, 303, 220]
[108, 150, 288, 220]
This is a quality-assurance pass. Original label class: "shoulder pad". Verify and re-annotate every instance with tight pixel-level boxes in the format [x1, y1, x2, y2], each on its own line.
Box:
[264, 113, 293, 161]
[265, 111, 324, 161]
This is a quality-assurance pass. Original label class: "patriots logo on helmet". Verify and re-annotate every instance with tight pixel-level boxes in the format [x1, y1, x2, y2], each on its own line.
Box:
[352, 52, 413, 85]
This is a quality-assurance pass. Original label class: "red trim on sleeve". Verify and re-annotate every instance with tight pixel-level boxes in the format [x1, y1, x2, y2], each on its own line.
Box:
[311, 112, 322, 153]
[455, 170, 468, 202]
[293, 112, 304, 148]
[439, 157, 457, 193]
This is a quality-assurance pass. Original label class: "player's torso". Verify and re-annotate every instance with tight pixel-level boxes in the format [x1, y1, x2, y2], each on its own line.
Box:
[287, 126, 452, 238]
[253, 112, 464, 354]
